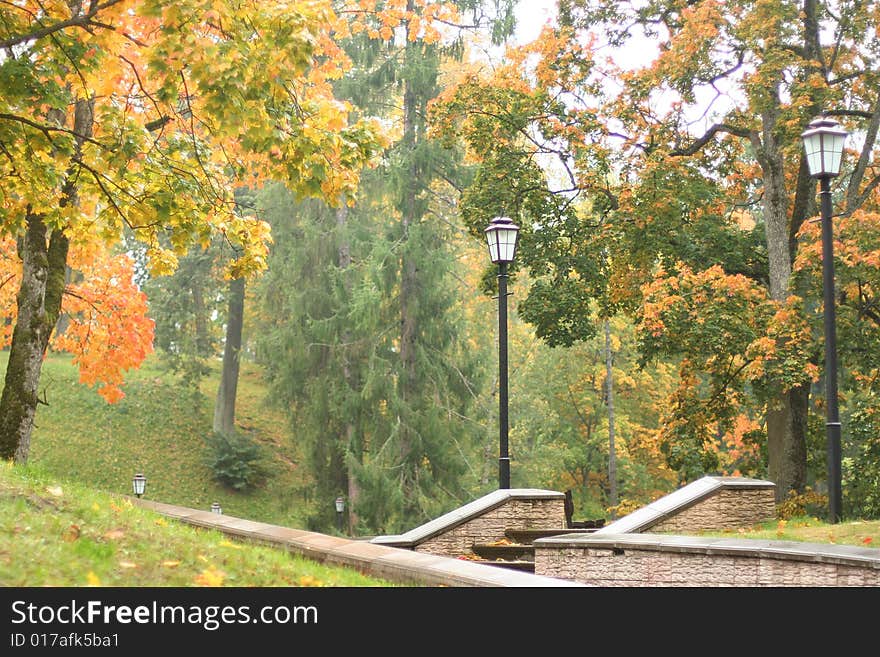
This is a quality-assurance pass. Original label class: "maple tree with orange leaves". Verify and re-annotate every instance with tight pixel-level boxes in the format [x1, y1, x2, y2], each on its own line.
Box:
[431, 0, 880, 506]
[0, 0, 388, 462]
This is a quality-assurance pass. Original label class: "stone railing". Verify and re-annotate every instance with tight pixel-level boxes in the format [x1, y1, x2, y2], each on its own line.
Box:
[371, 489, 566, 558]
[533, 533, 880, 587]
[134, 498, 583, 587]
[596, 476, 776, 535]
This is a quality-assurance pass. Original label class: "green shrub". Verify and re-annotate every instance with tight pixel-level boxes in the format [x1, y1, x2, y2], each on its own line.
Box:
[776, 487, 828, 520]
[205, 432, 265, 492]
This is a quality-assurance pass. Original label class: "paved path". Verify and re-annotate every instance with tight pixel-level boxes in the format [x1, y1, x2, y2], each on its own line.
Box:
[133, 498, 586, 587]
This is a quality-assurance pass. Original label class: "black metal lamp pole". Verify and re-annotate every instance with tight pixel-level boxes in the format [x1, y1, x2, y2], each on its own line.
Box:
[819, 175, 843, 523]
[497, 260, 510, 489]
[485, 217, 520, 490]
[802, 115, 848, 523]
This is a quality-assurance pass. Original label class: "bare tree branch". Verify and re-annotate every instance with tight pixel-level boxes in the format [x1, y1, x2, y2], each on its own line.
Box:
[670, 123, 752, 157]
[0, 0, 126, 49]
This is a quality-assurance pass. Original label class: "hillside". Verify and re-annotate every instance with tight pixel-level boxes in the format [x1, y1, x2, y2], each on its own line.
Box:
[22, 353, 310, 528]
[0, 461, 389, 586]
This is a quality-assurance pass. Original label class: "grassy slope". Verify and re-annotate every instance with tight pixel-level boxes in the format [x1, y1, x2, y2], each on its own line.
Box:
[25, 353, 308, 527]
[0, 462, 390, 586]
[701, 516, 880, 548]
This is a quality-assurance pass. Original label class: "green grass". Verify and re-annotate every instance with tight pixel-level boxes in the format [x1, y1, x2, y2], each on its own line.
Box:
[0, 461, 392, 586]
[24, 353, 310, 527]
[695, 517, 880, 548]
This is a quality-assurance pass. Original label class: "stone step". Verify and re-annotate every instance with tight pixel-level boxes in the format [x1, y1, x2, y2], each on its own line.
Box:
[504, 527, 601, 545]
[479, 560, 536, 573]
[472, 543, 534, 561]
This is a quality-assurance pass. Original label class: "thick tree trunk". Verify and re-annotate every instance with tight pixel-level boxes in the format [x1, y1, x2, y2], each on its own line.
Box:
[213, 277, 244, 435]
[0, 95, 92, 463]
[0, 217, 69, 462]
[766, 384, 809, 499]
[755, 104, 807, 501]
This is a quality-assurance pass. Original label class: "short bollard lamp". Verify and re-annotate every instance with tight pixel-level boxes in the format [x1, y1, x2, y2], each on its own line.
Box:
[335, 496, 345, 533]
[801, 115, 848, 524]
[132, 473, 146, 498]
[211, 502, 222, 514]
[485, 216, 520, 489]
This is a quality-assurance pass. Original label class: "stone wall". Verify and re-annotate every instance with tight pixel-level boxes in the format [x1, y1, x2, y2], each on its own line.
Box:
[414, 498, 565, 558]
[648, 488, 776, 533]
[534, 535, 880, 587]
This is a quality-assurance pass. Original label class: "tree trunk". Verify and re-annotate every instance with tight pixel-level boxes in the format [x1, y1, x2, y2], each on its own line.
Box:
[0, 95, 93, 463]
[604, 319, 618, 516]
[397, 8, 420, 505]
[336, 204, 360, 530]
[0, 217, 69, 462]
[192, 278, 210, 357]
[755, 103, 807, 501]
[213, 277, 244, 435]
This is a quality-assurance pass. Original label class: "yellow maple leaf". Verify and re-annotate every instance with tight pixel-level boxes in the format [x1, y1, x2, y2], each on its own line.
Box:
[86, 572, 101, 586]
[194, 568, 225, 587]
[298, 575, 324, 587]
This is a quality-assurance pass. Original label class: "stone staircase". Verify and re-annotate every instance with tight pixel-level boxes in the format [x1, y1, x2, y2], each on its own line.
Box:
[472, 524, 603, 573]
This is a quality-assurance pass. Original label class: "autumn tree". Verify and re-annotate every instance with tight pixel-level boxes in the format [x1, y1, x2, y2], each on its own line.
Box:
[0, 1, 384, 462]
[433, 1, 880, 504]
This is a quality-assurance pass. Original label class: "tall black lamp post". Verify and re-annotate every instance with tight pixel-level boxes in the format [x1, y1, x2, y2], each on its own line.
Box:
[485, 217, 520, 489]
[801, 115, 848, 524]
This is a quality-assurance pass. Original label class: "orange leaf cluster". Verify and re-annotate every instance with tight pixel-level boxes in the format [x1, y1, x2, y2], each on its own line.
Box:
[0, 238, 154, 403]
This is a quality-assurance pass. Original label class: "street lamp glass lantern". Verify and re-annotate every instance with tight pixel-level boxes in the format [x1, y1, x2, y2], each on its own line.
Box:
[132, 473, 146, 498]
[485, 217, 520, 264]
[801, 116, 848, 178]
[335, 496, 345, 513]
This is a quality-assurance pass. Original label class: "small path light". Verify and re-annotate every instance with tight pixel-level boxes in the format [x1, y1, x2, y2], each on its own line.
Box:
[211, 502, 222, 514]
[801, 114, 848, 524]
[335, 496, 345, 533]
[485, 217, 520, 490]
[132, 473, 146, 498]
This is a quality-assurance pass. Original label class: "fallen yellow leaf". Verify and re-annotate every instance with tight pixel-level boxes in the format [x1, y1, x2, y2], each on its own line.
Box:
[86, 572, 101, 586]
[91, 503, 101, 512]
[219, 539, 242, 550]
[298, 575, 324, 587]
[161, 560, 181, 568]
[154, 518, 167, 527]
[194, 568, 225, 587]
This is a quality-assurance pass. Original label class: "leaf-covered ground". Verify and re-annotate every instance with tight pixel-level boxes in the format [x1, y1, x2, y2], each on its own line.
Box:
[0, 462, 392, 587]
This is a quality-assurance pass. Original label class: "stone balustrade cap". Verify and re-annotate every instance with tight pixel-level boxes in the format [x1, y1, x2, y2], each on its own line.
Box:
[595, 475, 775, 535]
[533, 532, 880, 570]
[371, 488, 565, 548]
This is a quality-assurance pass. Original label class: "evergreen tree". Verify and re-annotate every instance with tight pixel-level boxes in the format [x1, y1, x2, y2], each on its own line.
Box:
[253, 2, 518, 533]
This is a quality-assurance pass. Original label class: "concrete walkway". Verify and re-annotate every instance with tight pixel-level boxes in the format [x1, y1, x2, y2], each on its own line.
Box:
[133, 498, 586, 588]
